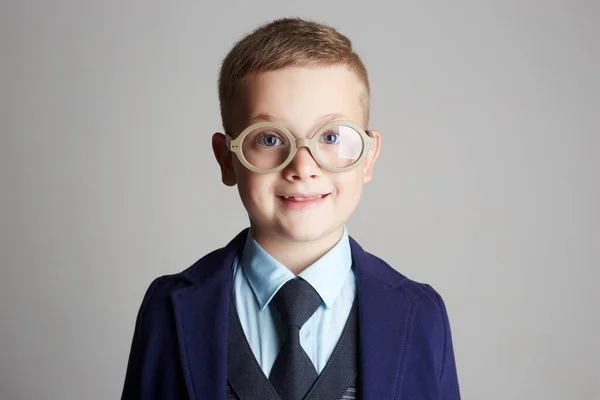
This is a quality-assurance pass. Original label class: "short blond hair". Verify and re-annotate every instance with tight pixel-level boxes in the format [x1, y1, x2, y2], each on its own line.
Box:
[218, 18, 370, 135]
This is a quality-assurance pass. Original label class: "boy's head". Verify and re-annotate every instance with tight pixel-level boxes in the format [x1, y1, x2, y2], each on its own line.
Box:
[212, 18, 381, 245]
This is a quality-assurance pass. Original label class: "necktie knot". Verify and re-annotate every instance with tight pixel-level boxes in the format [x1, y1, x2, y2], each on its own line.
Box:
[272, 278, 322, 329]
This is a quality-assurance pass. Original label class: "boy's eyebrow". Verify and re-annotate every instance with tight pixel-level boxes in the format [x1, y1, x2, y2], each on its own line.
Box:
[249, 113, 280, 124]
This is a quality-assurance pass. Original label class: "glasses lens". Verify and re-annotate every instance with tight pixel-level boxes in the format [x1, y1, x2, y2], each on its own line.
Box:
[241, 126, 291, 170]
[315, 125, 364, 168]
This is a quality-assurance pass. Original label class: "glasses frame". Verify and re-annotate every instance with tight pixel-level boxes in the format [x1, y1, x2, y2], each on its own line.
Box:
[225, 120, 375, 174]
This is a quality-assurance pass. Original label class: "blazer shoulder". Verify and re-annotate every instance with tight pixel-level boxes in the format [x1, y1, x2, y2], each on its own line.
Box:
[132, 273, 189, 333]
[361, 248, 455, 355]
[142, 245, 232, 304]
[359, 246, 449, 315]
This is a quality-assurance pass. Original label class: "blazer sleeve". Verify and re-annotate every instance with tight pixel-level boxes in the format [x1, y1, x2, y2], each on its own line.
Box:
[433, 288, 461, 399]
[120, 278, 161, 399]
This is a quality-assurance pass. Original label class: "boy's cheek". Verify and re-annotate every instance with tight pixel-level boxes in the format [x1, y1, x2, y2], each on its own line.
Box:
[233, 166, 256, 189]
[337, 170, 366, 189]
[234, 171, 271, 203]
[231, 160, 255, 185]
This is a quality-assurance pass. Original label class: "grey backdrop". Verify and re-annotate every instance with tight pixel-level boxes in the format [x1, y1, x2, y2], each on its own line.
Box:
[1, 1, 598, 399]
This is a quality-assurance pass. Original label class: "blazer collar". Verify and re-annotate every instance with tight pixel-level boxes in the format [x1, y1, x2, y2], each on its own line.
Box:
[170, 230, 414, 400]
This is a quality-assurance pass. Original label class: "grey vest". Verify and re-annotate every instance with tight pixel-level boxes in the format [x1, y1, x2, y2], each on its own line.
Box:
[226, 290, 359, 400]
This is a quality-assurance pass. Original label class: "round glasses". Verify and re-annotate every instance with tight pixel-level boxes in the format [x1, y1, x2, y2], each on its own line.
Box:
[226, 120, 374, 173]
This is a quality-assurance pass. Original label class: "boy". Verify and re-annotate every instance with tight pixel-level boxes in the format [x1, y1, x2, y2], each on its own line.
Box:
[122, 18, 460, 400]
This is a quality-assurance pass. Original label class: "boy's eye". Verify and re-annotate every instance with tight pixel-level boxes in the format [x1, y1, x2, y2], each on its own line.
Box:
[256, 133, 284, 147]
[320, 131, 340, 145]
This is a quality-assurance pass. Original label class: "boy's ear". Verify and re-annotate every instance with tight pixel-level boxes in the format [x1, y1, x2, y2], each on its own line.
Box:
[211, 133, 237, 186]
[362, 129, 381, 183]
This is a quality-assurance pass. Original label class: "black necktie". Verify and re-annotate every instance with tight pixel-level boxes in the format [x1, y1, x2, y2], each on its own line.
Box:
[269, 278, 322, 400]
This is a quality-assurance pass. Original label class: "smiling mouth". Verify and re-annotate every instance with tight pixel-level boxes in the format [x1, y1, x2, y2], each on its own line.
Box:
[276, 193, 330, 202]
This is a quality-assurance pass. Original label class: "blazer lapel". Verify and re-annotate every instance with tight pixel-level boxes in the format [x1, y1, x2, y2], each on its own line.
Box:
[351, 237, 417, 400]
[171, 230, 248, 400]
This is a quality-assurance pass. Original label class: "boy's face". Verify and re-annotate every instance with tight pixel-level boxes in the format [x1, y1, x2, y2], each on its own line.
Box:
[213, 65, 381, 244]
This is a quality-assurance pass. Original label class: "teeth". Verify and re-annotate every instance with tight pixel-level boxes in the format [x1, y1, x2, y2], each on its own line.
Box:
[282, 195, 325, 201]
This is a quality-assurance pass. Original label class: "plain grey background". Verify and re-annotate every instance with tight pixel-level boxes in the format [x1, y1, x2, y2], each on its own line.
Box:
[1, 0, 598, 399]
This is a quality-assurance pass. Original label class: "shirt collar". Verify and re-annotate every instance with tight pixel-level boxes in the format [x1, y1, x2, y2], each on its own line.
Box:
[240, 226, 353, 310]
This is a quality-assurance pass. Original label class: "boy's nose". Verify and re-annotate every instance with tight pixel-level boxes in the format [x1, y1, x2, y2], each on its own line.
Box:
[283, 147, 322, 181]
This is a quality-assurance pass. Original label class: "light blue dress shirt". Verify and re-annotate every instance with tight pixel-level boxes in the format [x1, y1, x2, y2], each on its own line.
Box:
[232, 227, 356, 377]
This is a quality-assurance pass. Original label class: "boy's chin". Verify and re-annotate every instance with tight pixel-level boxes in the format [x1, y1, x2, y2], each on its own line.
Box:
[249, 212, 346, 243]
[273, 221, 344, 244]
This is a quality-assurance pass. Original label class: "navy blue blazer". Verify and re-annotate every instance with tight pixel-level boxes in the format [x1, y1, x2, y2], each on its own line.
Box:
[121, 229, 460, 399]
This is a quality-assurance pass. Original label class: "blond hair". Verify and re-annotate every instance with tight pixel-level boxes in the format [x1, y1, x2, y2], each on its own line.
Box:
[218, 18, 370, 134]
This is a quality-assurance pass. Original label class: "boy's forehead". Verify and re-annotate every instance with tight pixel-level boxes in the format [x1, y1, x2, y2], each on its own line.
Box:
[232, 66, 366, 131]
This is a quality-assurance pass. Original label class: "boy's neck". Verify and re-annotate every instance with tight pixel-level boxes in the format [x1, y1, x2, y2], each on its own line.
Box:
[250, 225, 345, 275]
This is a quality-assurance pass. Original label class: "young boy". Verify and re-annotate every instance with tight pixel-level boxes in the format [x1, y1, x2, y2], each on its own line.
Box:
[122, 18, 460, 400]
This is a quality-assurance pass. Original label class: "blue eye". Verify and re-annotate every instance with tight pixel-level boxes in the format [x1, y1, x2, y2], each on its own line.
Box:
[320, 131, 340, 144]
[257, 133, 283, 147]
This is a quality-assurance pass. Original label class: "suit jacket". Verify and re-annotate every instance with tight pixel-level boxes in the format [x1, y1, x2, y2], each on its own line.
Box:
[121, 229, 460, 399]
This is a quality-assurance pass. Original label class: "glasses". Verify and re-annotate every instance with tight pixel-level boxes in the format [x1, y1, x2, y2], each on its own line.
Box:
[225, 120, 375, 173]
